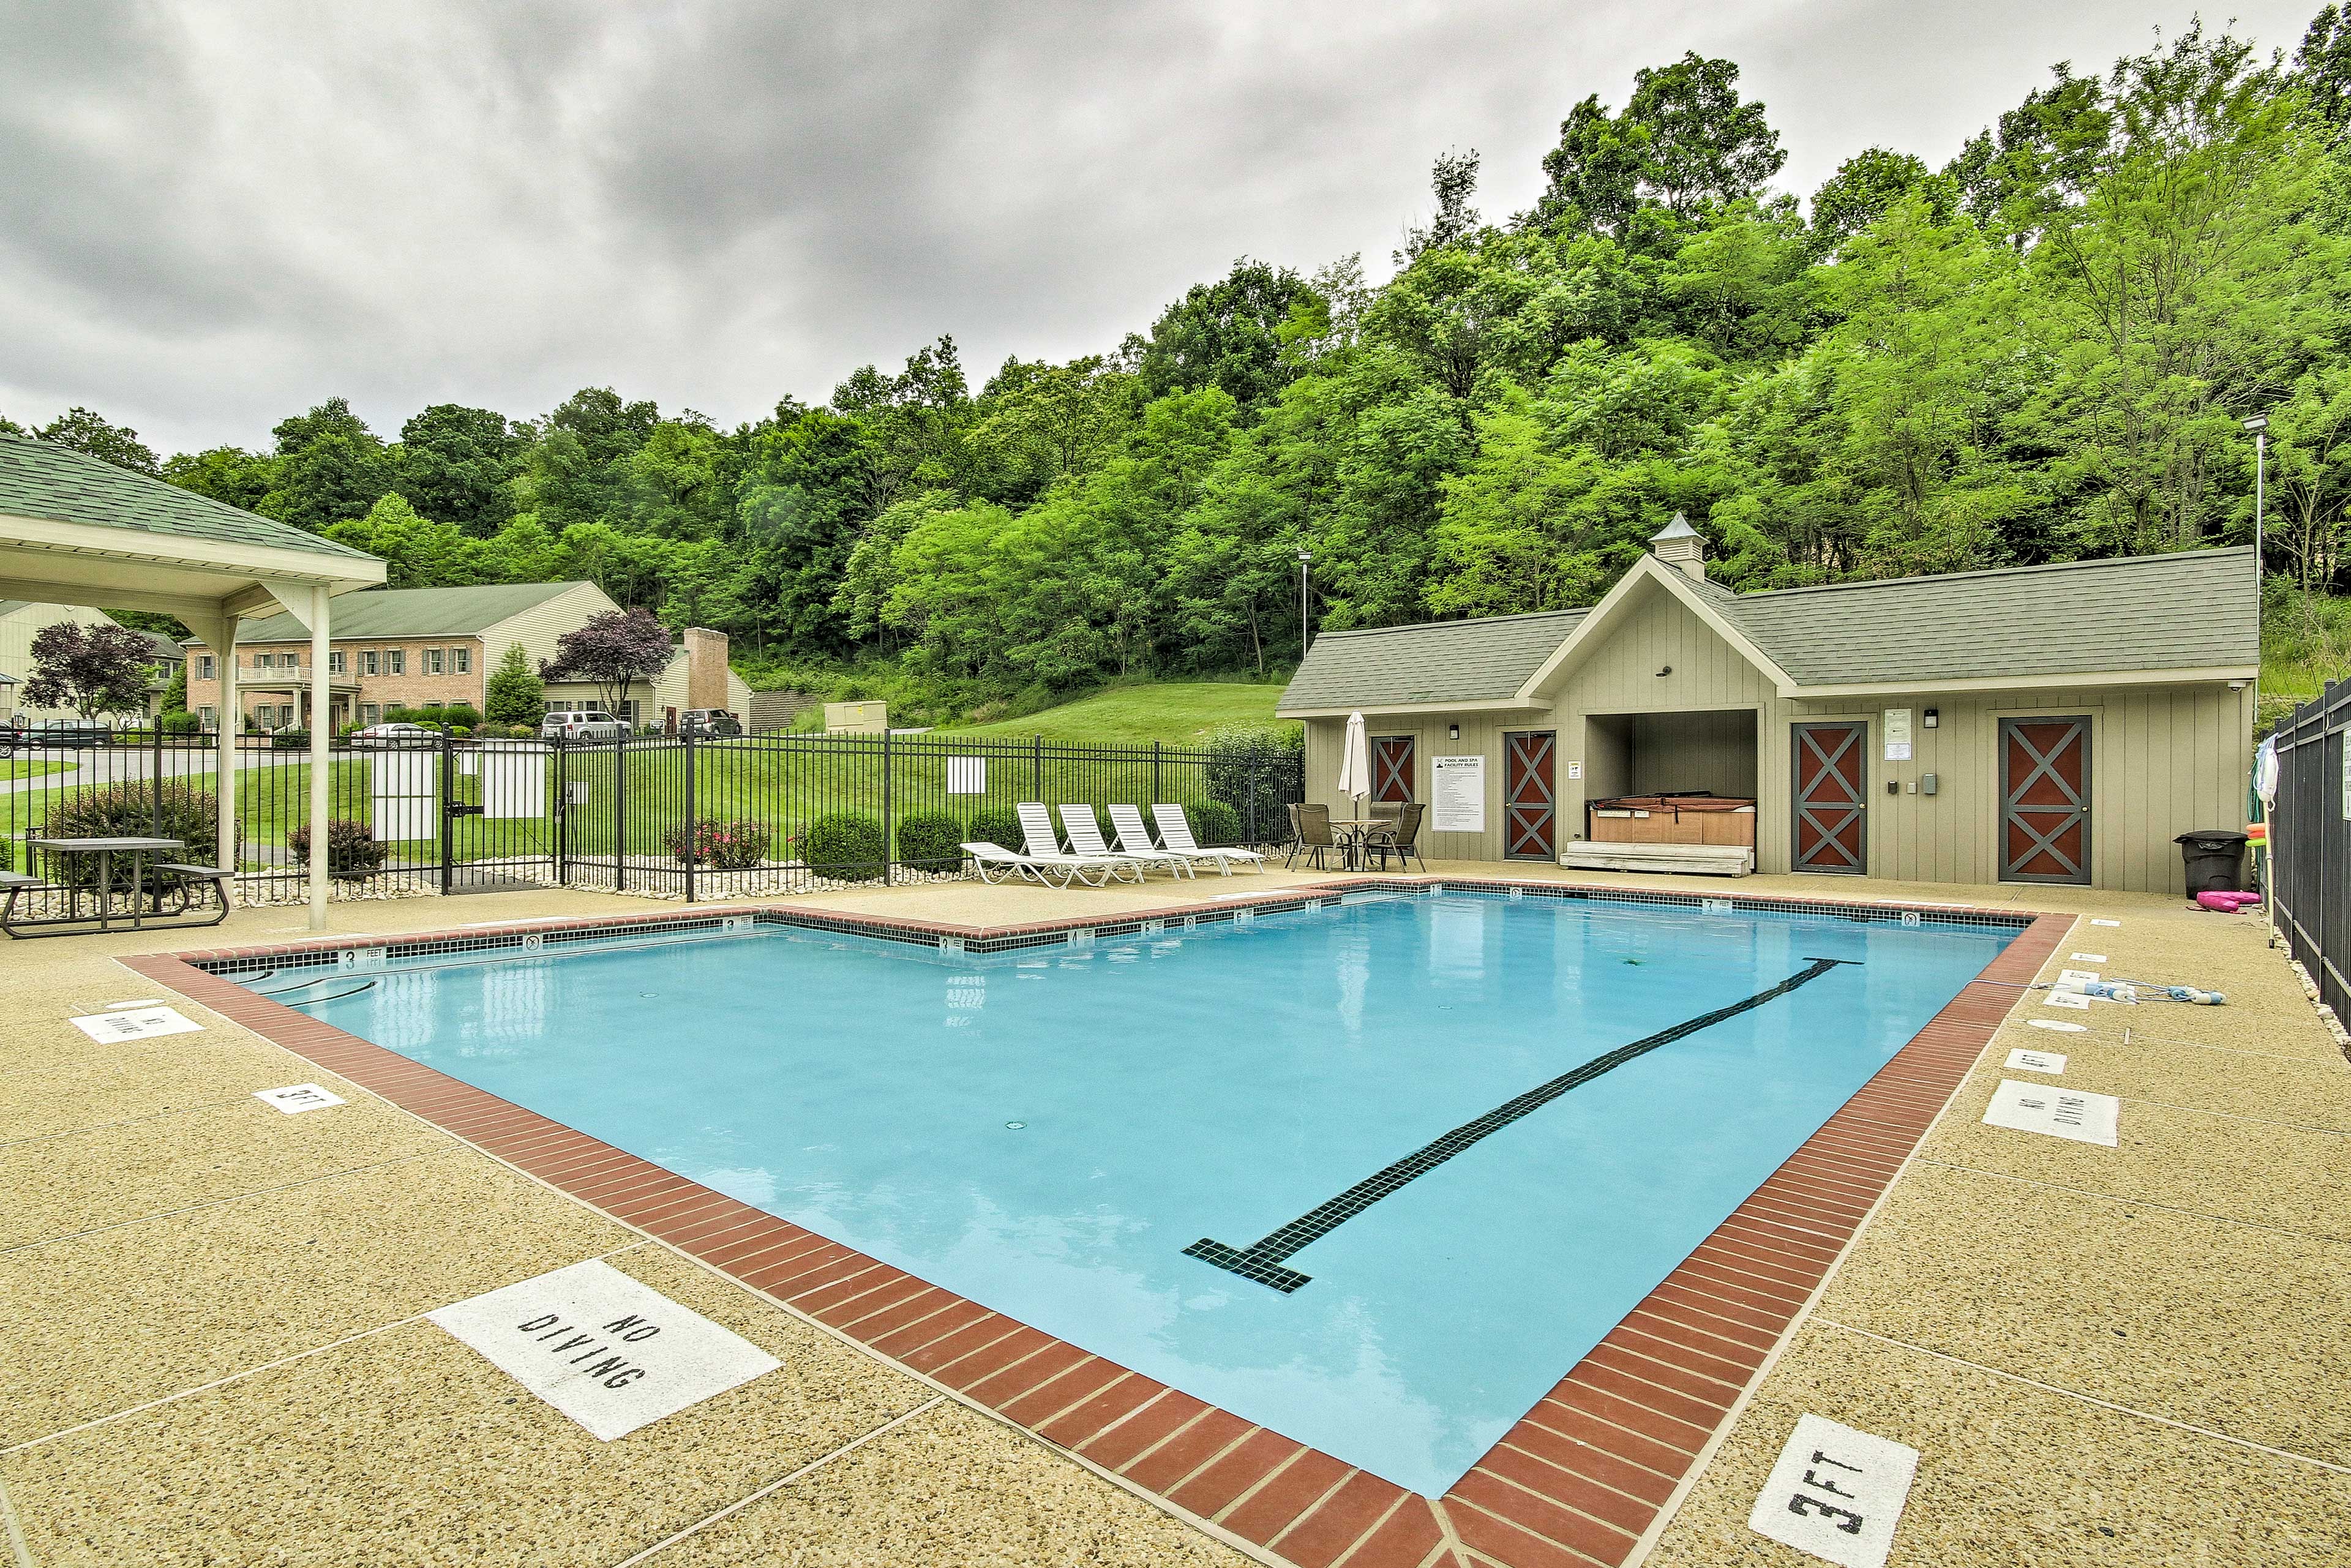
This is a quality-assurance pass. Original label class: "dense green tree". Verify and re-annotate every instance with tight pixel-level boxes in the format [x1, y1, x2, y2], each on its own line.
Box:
[396, 403, 520, 536]
[323, 492, 474, 588]
[263, 397, 394, 532]
[2297, 4, 2351, 137]
[1534, 53, 1785, 241]
[163, 446, 274, 511]
[1133, 258, 1315, 411]
[36, 407, 159, 473]
[1809, 148, 1952, 253]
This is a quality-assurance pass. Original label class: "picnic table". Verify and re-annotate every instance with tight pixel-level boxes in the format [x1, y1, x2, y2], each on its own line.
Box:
[1, 836, 233, 939]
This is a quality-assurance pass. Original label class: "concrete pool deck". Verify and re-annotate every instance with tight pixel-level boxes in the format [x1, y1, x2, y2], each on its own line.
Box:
[2, 863, 2345, 1566]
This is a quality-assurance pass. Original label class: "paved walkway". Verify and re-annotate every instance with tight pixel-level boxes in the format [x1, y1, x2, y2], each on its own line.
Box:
[0, 863, 2343, 1566]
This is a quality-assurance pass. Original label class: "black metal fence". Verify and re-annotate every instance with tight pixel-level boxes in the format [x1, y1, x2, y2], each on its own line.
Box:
[1, 727, 1302, 904]
[2270, 679, 2349, 1024]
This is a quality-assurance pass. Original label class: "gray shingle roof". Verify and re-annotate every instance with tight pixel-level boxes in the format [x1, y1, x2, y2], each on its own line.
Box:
[0, 433, 376, 563]
[1278, 549, 2259, 711]
[1278, 609, 1590, 711]
[228, 582, 590, 642]
[1698, 548, 2259, 685]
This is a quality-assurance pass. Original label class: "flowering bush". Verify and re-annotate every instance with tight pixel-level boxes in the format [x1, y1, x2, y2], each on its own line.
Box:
[662, 818, 772, 869]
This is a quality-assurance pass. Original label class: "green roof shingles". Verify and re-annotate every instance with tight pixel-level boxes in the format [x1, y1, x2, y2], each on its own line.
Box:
[0, 434, 376, 564]
[227, 582, 587, 643]
[1278, 548, 2259, 712]
[1278, 608, 1589, 711]
[1703, 548, 2259, 686]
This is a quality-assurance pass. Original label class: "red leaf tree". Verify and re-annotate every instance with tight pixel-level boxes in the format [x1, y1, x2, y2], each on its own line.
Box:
[539, 609, 672, 722]
[22, 621, 160, 720]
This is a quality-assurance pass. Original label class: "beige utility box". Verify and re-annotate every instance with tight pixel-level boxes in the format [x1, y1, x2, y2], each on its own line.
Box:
[823, 700, 888, 735]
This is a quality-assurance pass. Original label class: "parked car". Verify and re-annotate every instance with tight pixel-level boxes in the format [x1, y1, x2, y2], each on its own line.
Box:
[678, 708, 743, 738]
[349, 722, 438, 747]
[25, 718, 111, 747]
[540, 709, 626, 742]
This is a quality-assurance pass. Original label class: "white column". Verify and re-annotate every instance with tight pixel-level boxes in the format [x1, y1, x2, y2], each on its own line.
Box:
[214, 617, 239, 901]
[309, 585, 331, 929]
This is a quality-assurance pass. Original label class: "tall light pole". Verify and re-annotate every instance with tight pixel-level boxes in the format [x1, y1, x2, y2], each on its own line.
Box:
[1297, 548, 1314, 654]
[2244, 413, 2271, 945]
[2245, 414, 2267, 595]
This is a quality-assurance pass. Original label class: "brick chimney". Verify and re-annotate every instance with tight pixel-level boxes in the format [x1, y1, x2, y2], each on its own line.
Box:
[683, 626, 729, 710]
[1651, 513, 1707, 582]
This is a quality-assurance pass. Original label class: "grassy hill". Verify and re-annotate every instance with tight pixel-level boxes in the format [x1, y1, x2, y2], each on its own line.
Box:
[934, 681, 1295, 745]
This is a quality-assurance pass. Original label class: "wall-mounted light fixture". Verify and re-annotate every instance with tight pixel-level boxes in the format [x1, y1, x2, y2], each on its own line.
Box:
[1448, 723, 1460, 741]
[1655, 664, 1673, 677]
[1923, 707, 1939, 728]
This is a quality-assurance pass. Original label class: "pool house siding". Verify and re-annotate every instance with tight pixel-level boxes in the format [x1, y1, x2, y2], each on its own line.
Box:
[1289, 540, 2260, 895]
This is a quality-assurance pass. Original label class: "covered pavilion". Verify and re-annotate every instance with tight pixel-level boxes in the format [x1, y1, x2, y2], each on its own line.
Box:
[0, 433, 387, 928]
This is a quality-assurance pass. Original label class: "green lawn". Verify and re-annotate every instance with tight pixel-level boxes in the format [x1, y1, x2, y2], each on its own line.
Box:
[937, 681, 1295, 744]
[0, 759, 69, 781]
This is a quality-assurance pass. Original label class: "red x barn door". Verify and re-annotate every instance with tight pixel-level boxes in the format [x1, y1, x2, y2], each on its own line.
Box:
[1371, 736, 1415, 802]
[1504, 731, 1557, 860]
[1791, 721, 1868, 874]
[2001, 717, 2092, 884]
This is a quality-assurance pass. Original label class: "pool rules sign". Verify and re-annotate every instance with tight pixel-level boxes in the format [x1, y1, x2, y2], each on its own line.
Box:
[429, 1259, 779, 1440]
[1748, 1414, 1920, 1568]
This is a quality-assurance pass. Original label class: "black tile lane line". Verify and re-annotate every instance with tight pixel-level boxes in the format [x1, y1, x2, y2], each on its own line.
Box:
[1185, 956, 1861, 1294]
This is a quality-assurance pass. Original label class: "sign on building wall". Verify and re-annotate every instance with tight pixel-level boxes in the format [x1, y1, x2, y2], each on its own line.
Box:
[1882, 708, 1911, 762]
[1431, 755, 1485, 834]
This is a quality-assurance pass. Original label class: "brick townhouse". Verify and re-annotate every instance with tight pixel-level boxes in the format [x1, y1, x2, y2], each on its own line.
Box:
[181, 580, 750, 733]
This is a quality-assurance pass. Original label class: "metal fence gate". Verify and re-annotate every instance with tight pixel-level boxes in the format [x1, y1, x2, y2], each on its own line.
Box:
[2, 726, 1302, 906]
[2270, 680, 2349, 1024]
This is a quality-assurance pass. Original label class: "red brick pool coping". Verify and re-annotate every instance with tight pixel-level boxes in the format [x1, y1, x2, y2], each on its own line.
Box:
[126, 879, 2068, 1568]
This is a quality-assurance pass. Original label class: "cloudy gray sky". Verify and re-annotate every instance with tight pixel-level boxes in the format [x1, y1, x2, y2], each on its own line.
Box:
[0, 0, 2324, 457]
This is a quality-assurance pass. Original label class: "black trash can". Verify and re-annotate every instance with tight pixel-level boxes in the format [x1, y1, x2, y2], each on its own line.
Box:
[2175, 830, 2249, 892]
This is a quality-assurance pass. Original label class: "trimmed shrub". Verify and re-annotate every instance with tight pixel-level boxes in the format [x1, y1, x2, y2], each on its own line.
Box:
[1196, 800, 1242, 847]
[966, 806, 1023, 851]
[286, 819, 389, 877]
[797, 811, 887, 882]
[894, 811, 965, 871]
[441, 703, 483, 730]
[42, 783, 219, 890]
[269, 729, 309, 750]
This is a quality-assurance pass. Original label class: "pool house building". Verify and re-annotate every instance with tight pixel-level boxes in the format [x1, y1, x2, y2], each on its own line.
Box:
[1280, 523, 2260, 893]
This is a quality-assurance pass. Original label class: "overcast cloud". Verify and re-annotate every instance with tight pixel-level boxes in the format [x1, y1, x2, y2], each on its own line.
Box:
[0, 0, 2323, 456]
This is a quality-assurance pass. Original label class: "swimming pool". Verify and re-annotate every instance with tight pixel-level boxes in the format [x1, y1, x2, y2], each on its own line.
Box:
[228, 891, 2013, 1496]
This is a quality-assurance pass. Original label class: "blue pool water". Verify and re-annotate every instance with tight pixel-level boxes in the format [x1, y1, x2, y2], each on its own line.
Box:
[247, 893, 2011, 1494]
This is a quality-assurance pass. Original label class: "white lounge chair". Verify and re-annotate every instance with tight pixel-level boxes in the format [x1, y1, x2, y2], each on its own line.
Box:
[1063, 804, 1192, 878]
[1150, 803, 1266, 874]
[963, 841, 1084, 888]
[1109, 803, 1221, 878]
[1016, 803, 1147, 885]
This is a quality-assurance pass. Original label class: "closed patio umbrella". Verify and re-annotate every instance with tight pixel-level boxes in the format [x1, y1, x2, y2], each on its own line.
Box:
[1335, 710, 1371, 814]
